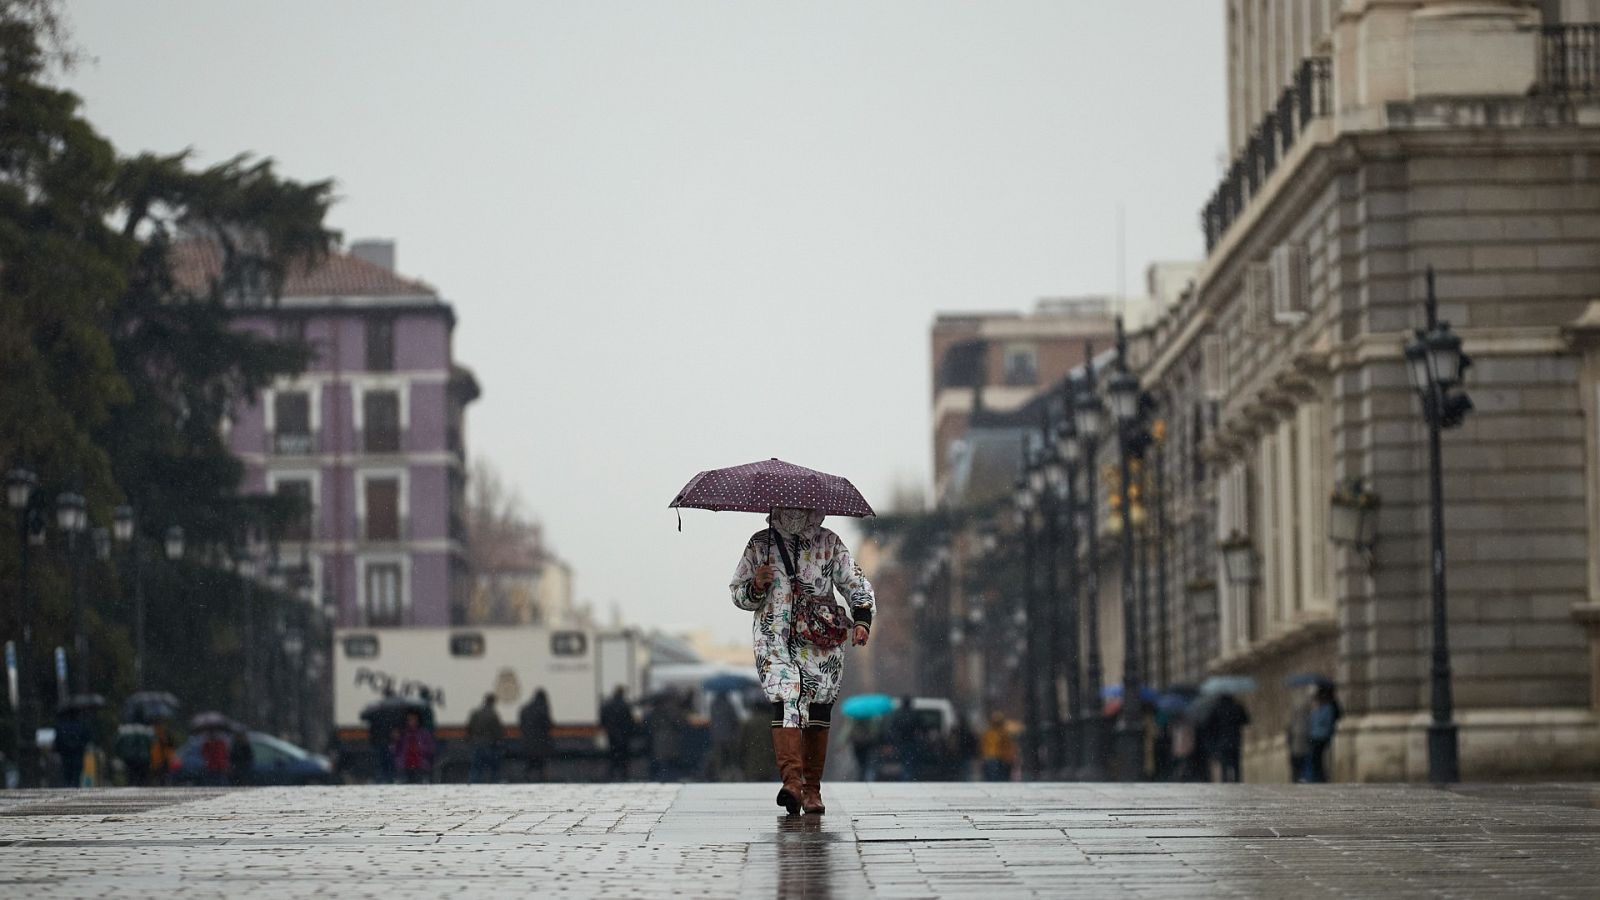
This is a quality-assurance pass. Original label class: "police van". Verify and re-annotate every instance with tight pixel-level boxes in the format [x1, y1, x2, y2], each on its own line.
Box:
[332, 626, 648, 780]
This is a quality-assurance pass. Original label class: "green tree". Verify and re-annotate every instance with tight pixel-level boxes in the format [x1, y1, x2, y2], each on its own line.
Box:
[0, 0, 337, 758]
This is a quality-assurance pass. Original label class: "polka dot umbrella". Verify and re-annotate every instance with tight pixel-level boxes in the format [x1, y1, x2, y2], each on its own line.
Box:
[669, 458, 876, 520]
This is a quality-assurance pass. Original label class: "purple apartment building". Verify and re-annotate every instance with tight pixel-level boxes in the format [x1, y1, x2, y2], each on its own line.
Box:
[181, 239, 479, 627]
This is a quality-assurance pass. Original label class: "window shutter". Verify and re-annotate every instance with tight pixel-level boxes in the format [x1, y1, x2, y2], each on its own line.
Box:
[1270, 244, 1307, 323]
[1201, 334, 1226, 400]
[1244, 263, 1272, 335]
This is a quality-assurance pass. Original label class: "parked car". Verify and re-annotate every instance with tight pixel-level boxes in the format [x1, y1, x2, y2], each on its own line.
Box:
[173, 731, 334, 786]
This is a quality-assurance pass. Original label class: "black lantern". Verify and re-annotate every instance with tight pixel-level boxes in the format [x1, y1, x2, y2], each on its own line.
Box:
[1107, 369, 1142, 425]
[1015, 480, 1036, 513]
[1219, 532, 1260, 585]
[1329, 481, 1380, 549]
[112, 505, 135, 543]
[1074, 392, 1105, 437]
[6, 467, 37, 512]
[56, 491, 86, 533]
[164, 526, 185, 561]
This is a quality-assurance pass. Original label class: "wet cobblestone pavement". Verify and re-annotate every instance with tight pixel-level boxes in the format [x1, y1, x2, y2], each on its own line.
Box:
[2, 782, 1600, 897]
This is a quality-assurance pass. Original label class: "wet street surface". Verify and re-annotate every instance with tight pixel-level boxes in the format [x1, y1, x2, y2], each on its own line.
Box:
[2, 782, 1600, 897]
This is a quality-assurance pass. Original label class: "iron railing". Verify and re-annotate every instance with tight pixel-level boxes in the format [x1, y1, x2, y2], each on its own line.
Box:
[1201, 57, 1331, 253]
[1540, 24, 1600, 96]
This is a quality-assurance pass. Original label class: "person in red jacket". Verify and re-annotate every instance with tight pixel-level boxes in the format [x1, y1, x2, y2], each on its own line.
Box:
[392, 710, 435, 784]
[199, 731, 231, 787]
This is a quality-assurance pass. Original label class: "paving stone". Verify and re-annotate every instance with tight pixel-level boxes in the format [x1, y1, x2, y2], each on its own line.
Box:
[1, 783, 1600, 896]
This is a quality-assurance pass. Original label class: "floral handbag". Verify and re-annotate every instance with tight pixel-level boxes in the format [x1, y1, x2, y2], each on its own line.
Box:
[770, 529, 851, 649]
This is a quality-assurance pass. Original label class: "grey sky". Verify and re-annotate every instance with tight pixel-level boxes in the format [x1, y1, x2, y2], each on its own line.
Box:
[64, 1, 1224, 644]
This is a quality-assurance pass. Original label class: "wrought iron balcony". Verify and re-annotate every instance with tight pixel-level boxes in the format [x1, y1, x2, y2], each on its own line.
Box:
[1540, 24, 1600, 96]
[1201, 57, 1331, 254]
[270, 430, 317, 456]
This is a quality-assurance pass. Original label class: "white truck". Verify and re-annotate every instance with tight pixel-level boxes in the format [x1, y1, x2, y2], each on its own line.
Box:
[331, 625, 648, 780]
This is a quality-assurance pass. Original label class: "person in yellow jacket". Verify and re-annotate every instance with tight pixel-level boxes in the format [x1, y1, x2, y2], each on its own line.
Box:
[979, 712, 1017, 781]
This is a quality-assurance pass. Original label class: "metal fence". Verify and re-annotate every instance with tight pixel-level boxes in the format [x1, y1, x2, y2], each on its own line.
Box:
[1541, 24, 1600, 97]
[1200, 57, 1331, 254]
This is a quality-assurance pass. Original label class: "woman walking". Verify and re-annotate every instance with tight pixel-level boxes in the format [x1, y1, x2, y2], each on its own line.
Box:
[730, 507, 876, 815]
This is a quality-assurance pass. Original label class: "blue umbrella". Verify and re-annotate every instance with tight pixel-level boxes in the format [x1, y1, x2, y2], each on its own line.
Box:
[1286, 673, 1333, 689]
[1156, 692, 1191, 715]
[1200, 675, 1258, 696]
[841, 693, 896, 720]
[702, 673, 759, 694]
[1101, 684, 1160, 703]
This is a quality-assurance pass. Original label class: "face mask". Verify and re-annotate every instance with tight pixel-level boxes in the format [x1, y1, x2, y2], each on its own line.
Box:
[770, 507, 819, 536]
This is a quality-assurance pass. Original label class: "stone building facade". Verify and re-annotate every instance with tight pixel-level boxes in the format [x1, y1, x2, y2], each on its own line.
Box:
[181, 239, 480, 628]
[1117, 0, 1600, 780]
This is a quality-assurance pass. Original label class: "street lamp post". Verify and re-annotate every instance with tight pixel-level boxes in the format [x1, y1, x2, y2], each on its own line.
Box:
[55, 491, 88, 692]
[6, 467, 40, 787]
[1015, 475, 1043, 778]
[1053, 398, 1085, 777]
[1405, 265, 1473, 784]
[1152, 424, 1171, 690]
[1033, 442, 1064, 776]
[1074, 347, 1109, 780]
[1108, 318, 1148, 782]
[235, 550, 258, 726]
[112, 506, 147, 689]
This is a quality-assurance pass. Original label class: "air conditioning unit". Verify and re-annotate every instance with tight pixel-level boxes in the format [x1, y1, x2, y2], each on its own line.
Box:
[1270, 244, 1308, 324]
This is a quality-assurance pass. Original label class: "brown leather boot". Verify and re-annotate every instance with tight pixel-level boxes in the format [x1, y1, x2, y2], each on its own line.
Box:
[800, 727, 828, 815]
[771, 727, 804, 815]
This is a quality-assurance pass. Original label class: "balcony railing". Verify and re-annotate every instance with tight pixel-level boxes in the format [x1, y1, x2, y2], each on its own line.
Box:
[270, 431, 317, 456]
[1201, 57, 1331, 254]
[1540, 24, 1600, 96]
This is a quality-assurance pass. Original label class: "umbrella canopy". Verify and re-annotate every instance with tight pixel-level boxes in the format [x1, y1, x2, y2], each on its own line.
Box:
[840, 693, 896, 720]
[359, 695, 427, 721]
[122, 691, 181, 723]
[1286, 672, 1334, 689]
[189, 710, 235, 732]
[1200, 675, 1259, 696]
[702, 673, 759, 694]
[1156, 692, 1192, 715]
[1100, 684, 1161, 703]
[669, 458, 875, 518]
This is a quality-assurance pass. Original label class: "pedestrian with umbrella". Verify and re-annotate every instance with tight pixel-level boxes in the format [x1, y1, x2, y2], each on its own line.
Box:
[672, 458, 878, 816]
[360, 689, 420, 784]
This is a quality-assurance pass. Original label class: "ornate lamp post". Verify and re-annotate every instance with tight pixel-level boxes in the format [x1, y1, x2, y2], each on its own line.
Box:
[55, 491, 88, 692]
[1014, 474, 1043, 777]
[1073, 349, 1109, 780]
[1151, 418, 1172, 690]
[1405, 266, 1473, 784]
[1106, 319, 1148, 782]
[111, 506, 148, 689]
[1033, 437, 1065, 776]
[235, 549, 258, 726]
[1052, 398, 1085, 777]
[6, 467, 40, 786]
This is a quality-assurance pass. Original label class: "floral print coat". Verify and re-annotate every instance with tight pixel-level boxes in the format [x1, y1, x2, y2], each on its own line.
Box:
[729, 516, 876, 728]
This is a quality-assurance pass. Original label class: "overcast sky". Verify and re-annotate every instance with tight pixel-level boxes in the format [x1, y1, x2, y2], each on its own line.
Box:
[64, 1, 1225, 645]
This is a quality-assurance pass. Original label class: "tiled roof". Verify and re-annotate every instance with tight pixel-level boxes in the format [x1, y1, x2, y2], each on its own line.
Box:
[169, 240, 436, 298]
